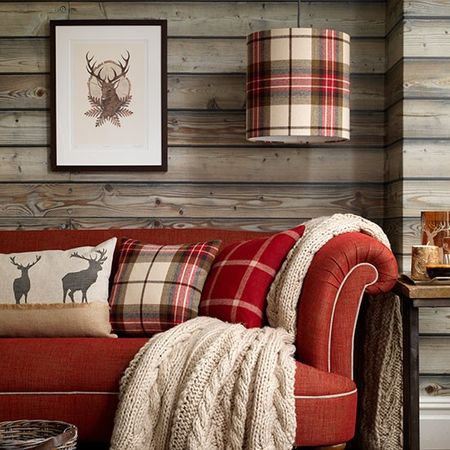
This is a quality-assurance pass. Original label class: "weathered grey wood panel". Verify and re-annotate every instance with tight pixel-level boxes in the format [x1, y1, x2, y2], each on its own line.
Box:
[404, 0, 450, 18]
[0, 73, 385, 111]
[0, 183, 384, 219]
[420, 309, 450, 335]
[420, 337, 450, 375]
[404, 19, 450, 58]
[403, 59, 450, 99]
[0, 146, 384, 183]
[0, 2, 385, 38]
[0, 110, 385, 147]
[0, 37, 386, 74]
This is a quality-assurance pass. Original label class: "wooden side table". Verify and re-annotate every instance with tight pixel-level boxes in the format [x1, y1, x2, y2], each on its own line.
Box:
[394, 279, 450, 450]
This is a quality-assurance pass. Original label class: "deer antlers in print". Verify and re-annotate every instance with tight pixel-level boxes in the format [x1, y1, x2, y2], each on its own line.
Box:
[84, 51, 133, 127]
[9, 255, 41, 304]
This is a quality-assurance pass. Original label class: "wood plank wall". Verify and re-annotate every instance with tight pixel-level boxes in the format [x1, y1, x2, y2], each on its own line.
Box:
[386, 0, 450, 385]
[0, 0, 386, 233]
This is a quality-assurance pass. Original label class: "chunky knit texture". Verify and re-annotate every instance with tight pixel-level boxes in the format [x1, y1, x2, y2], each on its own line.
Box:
[111, 317, 296, 450]
[112, 214, 401, 450]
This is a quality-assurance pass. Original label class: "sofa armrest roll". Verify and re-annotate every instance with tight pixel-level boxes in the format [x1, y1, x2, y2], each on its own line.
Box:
[295, 232, 398, 379]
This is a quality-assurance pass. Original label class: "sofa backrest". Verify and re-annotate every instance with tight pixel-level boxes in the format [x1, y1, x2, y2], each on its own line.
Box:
[0, 228, 274, 256]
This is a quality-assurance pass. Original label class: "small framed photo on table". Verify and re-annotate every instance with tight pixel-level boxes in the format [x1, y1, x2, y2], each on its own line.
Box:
[50, 20, 167, 171]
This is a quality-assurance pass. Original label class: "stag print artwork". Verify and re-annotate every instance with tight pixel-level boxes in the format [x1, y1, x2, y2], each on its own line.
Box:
[84, 51, 133, 128]
[9, 255, 41, 304]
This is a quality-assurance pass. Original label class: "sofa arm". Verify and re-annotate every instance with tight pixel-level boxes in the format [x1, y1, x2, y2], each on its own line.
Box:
[295, 232, 398, 379]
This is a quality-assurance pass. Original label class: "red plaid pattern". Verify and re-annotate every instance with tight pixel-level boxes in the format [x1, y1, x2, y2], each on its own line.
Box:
[199, 225, 305, 328]
[110, 239, 221, 336]
[246, 28, 350, 143]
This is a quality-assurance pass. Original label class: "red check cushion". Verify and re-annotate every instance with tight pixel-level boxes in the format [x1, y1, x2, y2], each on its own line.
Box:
[109, 239, 221, 336]
[199, 225, 305, 328]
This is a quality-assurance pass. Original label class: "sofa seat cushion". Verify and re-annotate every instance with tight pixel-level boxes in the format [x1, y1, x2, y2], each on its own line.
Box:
[0, 338, 356, 446]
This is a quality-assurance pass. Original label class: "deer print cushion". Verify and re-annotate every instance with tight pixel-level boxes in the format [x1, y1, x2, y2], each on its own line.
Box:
[0, 238, 117, 337]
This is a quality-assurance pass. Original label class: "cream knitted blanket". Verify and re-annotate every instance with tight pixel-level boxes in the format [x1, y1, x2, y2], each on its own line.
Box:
[111, 317, 297, 450]
[112, 214, 401, 450]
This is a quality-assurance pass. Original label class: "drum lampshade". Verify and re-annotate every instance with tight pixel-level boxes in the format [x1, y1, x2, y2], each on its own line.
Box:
[246, 28, 350, 143]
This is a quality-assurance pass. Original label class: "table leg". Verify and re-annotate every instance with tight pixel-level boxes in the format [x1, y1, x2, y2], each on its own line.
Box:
[402, 300, 420, 450]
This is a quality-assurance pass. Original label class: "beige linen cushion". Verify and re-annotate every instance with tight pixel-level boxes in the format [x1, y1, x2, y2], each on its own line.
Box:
[0, 238, 117, 337]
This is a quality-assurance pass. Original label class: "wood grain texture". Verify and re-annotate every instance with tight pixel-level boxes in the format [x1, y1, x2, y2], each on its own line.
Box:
[69, 217, 305, 231]
[403, 140, 450, 178]
[404, 59, 450, 99]
[0, 2, 385, 38]
[404, 19, 450, 58]
[420, 337, 450, 375]
[386, 0, 403, 34]
[0, 217, 70, 230]
[0, 73, 384, 111]
[0, 146, 383, 183]
[68, 2, 385, 37]
[386, 180, 450, 218]
[0, 110, 385, 147]
[0, 74, 49, 109]
[384, 141, 403, 183]
[0, 37, 386, 74]
[386, 20, 403, 70]
[404, 0, 450, 18]
[403, 99, 450, 139]
[420, 308, 450, 334]
[0, 182, 384, 219]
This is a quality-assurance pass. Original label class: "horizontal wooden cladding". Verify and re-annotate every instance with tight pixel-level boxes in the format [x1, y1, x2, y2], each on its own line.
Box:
[386, 0, 403, 34]
[0, 2, 385, 38]
[420, 308, 450, 335]
[386, 20, 403, 71]
[383, 217, 420, 255]
[405, 0, 450, 18]
[385, 60, 403, 108]
[386, 180, 450, 218]
[0, 183, 384, 219]
[0, 216, 304, 232]
[384, 141, 402, 182]
[70, 217, 305, 232]
[0, 37, 385, 74]
[404, 19, 450, 58]
[0, 73, 385, 111]
[403, 59, 450, 99]
[388, 140, 450, 179]
[420, 337, 450, 375]
[0, 147, 384, 183]
[388, 100, 450, 141]
[0, 110, 385, 147]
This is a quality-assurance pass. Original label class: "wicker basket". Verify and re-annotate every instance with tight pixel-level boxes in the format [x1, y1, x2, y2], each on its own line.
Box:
[0, 420, 77, 450]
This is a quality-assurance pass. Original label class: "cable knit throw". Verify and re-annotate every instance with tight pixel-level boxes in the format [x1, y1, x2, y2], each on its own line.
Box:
[111, 214, 402, 450]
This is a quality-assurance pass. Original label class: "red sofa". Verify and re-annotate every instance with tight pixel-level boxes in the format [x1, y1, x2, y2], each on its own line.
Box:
[0, 227, 397, 448]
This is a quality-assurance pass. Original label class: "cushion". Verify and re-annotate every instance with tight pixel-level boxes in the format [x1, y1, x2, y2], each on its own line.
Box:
[110, 239, 221, 336]
[199, 225, 305, 328]
[0, 238, 117, 337]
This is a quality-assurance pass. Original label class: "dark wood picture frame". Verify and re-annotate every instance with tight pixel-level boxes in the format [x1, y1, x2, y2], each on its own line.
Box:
[50, 19, 168, 171]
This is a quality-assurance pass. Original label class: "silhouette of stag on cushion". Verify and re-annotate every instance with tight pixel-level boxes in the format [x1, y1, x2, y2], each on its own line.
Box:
[9, 255, 41, 304]
[62, 249, 108, 303]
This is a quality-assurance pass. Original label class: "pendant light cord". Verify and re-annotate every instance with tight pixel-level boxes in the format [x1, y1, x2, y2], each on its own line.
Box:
[297, 0, 301, 28]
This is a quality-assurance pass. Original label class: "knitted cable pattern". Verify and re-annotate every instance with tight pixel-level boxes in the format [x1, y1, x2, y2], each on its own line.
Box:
[112, 214, 401, 450]
[111, 317, 296, 450]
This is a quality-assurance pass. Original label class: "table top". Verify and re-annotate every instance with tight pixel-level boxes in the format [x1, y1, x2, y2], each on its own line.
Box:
[395, 278, 450, 305]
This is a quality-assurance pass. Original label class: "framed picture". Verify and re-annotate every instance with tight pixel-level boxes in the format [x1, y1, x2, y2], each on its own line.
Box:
[50, 20, 167, 171]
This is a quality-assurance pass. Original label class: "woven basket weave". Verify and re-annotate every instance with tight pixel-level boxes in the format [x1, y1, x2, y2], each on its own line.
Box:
[0, 421, 77, 450]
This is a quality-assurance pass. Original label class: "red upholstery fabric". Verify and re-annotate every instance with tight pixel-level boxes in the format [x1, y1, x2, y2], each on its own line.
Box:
[200, 225, 304, 327]
[296, 232, 398, 378]
[0, 338, 357, 447]
[0, 228, 398, 447]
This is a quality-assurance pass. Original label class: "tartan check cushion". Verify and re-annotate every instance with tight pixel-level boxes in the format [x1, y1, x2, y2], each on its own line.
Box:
[109, 239, 221, 336]
[199, 225, 305, 328]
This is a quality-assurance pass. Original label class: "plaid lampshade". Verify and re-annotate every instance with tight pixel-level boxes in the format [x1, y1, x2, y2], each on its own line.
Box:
[246, 28, 350, 143]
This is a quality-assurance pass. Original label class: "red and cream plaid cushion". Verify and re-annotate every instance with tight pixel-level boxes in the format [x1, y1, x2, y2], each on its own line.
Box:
[109, 239, 221, 336]
[199, 225, 305, 328]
